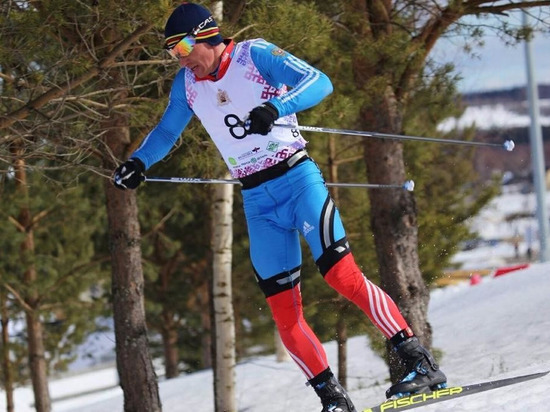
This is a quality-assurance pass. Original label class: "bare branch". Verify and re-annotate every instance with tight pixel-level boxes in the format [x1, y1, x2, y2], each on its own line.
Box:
[466, 0, 550, 16]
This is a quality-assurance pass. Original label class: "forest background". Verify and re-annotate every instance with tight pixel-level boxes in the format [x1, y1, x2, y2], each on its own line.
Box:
[1, 1, 549, 412]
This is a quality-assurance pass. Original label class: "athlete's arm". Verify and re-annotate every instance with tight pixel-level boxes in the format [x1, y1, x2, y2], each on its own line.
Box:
[130, 70, 193, 170]
[250, 40, 333, 117]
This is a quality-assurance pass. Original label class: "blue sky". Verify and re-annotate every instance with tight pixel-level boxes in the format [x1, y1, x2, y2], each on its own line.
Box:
[432, 14, 550, 93]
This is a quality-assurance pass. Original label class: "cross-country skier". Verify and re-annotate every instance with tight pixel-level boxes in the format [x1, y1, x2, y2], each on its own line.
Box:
[113, 3, 447, 411]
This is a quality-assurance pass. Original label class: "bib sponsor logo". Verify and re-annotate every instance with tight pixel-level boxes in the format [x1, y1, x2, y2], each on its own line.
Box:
[266, 141, 279, 152]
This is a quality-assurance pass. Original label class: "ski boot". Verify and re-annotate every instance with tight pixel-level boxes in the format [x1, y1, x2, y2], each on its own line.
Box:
[386, 336, 447, 399]
[310, 368, 357, 412]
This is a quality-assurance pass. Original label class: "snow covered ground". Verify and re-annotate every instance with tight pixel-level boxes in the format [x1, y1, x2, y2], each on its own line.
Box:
[2, 262, 548, 411]
[2, 188, 550, 412]
[451, 184, 545, 270]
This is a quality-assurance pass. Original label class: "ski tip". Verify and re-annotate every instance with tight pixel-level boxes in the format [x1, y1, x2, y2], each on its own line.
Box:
[403, 180, 415, 192]
[503, 140, 515, 151]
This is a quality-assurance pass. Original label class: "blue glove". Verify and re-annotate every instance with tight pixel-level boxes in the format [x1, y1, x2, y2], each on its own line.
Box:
[113, 158, 145, 190]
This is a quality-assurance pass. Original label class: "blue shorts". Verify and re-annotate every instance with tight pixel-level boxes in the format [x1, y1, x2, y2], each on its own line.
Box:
[242, 159, 347, 280]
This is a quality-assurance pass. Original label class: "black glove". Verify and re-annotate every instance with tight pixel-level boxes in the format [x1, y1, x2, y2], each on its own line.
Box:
[113, 158, 145, 190]
[246, 102, 279, 135]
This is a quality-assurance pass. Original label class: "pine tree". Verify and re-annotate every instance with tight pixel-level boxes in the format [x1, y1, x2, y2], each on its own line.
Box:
[1, 2, 170, 410]
[0, 160, 110, 412]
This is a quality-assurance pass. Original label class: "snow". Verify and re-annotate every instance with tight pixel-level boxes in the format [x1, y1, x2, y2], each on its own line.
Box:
[451, 185, 544, 270]
[2, 189, 550, 411]
[438, 99, 550, 132]
[3, 264, 548, 411]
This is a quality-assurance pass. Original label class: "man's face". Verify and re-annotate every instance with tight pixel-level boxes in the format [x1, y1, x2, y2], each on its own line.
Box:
[177, 42, 217, 78]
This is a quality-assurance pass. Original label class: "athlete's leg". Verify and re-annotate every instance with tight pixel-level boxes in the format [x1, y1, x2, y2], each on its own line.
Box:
[289, 161, 410, 339]
[287, 160, 446, 397]
[242, 182, 330, 380]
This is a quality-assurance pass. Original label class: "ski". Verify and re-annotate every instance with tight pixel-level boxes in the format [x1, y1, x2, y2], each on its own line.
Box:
[362, 370, 549, 412]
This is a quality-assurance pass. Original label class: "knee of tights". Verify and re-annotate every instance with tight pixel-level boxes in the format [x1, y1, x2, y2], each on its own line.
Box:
[323, 253, 365, 300]
[266, 287, 304, 330]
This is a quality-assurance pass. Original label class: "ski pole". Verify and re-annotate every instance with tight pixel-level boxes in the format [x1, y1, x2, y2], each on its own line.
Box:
[274, 123, 515, 151]
[223, 114, 515, 151]
[143, 176, 415, 191]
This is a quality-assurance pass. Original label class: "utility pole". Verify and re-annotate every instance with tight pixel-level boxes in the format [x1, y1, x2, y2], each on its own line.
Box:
[523, 11, 549, 262]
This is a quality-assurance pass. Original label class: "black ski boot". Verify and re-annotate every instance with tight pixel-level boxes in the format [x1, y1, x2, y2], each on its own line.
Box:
[386, 336, 447, 399]
[309, 368, 357, 412]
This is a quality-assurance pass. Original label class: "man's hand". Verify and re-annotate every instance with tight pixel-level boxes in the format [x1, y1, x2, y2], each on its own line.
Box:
[246, 102, 279, 135]
[113, 158, 145, 190]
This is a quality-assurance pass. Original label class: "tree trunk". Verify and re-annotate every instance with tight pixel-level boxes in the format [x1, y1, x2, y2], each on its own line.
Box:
[1, 291, 15, 412]
[155, 251, 182, 380]
[211, 179, 236, 412]
[363, 139, 430, 331]
[103, 116, 161, 412]
[360, 91, 432, 381]
[160, 308, 179, 379]
[198, 283, 213, 368]
[328, 135, 349, 387]
[336, 315, 348, 387]
[344, 0, 432, 380]
[11, 144, 51, 412]
[25, 310, 49, 412]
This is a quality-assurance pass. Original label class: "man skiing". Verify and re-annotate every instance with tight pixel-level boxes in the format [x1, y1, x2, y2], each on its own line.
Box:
[113, 3, 446, 411]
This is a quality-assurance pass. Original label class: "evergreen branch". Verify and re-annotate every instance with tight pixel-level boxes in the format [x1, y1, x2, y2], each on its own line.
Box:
[332, 154, 364, 166]
[52, 97, 110, 110]
[30, 209, 53, 229]
[142, 208, 178, 239]
[8, 208, 52, 232]
[36, 256, 111, 305]
[231, 24, 257, 40]
[0, 23, 154, 131]
[40, 299, 102, 312]
[1, 283, 33, 313]
[110, 59, 176, 67]
[226, 0, 247, 26]
[334, 141, 364, 158]
[7, 215, 26, 233]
